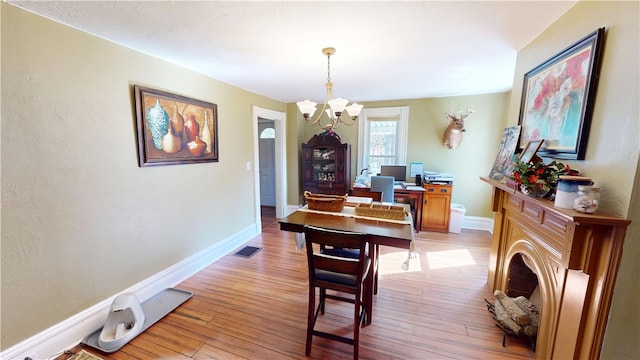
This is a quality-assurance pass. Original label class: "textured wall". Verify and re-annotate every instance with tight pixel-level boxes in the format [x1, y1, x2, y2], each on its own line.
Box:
[1, 3, 284, 350]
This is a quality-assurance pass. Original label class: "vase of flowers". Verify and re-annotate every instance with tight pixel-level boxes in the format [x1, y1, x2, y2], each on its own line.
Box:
[510, 159, 579, 199]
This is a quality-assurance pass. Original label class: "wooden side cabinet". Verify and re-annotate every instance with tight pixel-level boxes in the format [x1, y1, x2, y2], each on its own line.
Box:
[302, 134, 350, 195]
[421, 184, 452, 232]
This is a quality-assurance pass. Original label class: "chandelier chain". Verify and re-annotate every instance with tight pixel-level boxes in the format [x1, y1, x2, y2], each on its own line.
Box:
[326, 52, 331, 84]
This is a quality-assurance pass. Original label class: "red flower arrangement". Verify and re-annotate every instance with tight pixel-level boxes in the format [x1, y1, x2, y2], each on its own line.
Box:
[510, 159, 579, 198]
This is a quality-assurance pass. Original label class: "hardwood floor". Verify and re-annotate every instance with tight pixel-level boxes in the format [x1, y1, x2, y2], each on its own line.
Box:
[67, 206, 535, 359]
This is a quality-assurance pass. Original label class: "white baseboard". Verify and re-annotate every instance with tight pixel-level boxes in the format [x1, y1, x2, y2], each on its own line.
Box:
[1, 224, 259, 360]
[462, 215, 494, 234]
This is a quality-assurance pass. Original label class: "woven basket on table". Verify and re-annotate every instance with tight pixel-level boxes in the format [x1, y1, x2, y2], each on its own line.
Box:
[304, 191, 347, 212]
[354, 203, 409, 220]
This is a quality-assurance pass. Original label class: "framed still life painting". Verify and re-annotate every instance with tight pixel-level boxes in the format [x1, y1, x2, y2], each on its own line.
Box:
[518, 28, 605, 160]
[134, 85, 219, 167]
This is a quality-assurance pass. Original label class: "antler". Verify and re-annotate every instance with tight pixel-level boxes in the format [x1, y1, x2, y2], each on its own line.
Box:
[446, 104, 474, 120]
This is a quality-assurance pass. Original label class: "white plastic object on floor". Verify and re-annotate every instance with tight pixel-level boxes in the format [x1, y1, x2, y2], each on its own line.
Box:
[449, 203, 466, 233]
[84, 288, 192, 353]
[98, 293, 145, 351]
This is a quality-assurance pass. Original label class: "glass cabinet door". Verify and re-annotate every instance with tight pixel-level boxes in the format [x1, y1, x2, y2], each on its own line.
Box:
[312, 147, 336, 182]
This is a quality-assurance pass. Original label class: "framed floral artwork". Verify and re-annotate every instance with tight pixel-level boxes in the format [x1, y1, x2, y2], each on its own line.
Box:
[134, 85, 219, 167]
[518, 28, 605, 160]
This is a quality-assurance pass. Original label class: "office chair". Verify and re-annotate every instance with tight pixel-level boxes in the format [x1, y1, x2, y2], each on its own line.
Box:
[370, 175, 395, 202]
[303, 225, 372, 360]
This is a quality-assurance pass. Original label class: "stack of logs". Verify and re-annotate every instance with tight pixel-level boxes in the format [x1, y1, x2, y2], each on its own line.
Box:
[485, 290, 539, 350]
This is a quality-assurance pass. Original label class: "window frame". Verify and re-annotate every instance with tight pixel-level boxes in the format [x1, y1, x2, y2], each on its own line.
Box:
[259, 127, 275, 139]
[357, 106, 409, 175]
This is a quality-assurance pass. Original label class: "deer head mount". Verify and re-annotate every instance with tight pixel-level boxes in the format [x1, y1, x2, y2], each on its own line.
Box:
[443, 105, 474, 149]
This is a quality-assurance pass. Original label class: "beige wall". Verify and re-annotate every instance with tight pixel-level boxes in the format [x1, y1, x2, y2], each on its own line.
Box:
[1, 3, 285, 349]
[286, 103, 305, 206]
[506, 1, 639, 358]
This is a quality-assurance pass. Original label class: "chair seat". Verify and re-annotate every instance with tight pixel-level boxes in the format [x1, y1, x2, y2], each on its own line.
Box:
[323, 246, 379, 296]
[321, 247, 360, 259]
[315, 257, 371, 286]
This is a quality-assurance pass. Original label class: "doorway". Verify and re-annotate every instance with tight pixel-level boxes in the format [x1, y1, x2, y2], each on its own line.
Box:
[252, 106, 286, 232]
[258, 119, 276, 206]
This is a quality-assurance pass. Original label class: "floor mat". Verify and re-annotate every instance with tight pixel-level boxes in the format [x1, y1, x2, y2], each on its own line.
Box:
[83, 288, 192, 353]
[234, 246, 262, 258]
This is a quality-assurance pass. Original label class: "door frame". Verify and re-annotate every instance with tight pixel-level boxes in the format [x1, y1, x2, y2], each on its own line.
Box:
[252, 106, 286, 229]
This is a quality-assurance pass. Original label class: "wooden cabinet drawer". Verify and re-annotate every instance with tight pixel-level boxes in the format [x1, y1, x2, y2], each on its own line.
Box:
[424, 184, 451, 194]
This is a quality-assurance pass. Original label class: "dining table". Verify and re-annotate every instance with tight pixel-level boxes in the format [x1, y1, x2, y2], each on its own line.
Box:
[278, 201, 414, 325]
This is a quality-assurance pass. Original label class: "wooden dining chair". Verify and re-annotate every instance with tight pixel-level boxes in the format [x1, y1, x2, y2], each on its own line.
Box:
[303, 225, 371, 359]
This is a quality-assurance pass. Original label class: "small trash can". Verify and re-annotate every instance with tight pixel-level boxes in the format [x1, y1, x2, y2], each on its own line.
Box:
[449, 203, 466, 233]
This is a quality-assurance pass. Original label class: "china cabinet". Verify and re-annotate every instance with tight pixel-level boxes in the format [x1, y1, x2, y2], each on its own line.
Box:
[302, 134, 350, 195]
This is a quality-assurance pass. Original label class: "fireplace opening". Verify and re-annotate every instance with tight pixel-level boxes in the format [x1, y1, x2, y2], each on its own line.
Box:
[486, 253, 541, 351]
[507, 253, 539, 301]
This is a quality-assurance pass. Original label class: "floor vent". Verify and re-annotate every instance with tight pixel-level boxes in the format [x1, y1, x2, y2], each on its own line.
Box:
[234, 246, 262, 258]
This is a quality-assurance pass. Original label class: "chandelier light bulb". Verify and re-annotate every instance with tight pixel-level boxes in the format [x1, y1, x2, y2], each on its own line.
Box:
[296, 100, 317, 118]
[325, 109, 333, 119]
[328, 97, 349, 116]
[345, 103, 363, 118]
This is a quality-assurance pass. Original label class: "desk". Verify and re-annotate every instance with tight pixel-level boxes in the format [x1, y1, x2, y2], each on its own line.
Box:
[279, 207, 414, 325]
[351, 185, 425, 232]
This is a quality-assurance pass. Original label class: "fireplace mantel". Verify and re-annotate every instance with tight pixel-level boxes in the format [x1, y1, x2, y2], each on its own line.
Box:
[481, 177, 630, 360]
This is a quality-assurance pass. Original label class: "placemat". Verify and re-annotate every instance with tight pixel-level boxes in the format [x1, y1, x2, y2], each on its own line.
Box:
[298, 205, 412, 225]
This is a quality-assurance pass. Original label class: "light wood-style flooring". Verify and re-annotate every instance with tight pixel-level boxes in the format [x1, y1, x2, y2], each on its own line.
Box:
[66, 207, 535, 359]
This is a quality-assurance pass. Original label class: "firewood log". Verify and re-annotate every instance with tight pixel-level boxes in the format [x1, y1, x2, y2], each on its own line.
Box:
[494, 299, 539, 337]
[513, 295, 540, 326]
[494, 299, 522, 334]
[494, 290, 530, 326]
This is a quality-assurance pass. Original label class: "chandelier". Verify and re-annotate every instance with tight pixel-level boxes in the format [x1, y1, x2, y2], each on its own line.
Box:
[297, 47, 363, 130]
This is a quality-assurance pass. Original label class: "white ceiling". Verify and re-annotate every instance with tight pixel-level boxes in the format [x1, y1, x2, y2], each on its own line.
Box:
[9, 1, 577, 103]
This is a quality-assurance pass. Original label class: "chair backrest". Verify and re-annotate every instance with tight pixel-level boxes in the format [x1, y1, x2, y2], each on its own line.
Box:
[304, 225, 367, 282]
[370, 176, 395, 202]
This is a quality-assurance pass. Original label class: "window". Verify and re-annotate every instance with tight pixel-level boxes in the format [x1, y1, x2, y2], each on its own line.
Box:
[259, 127, 275, 139]
[357, 106, 409, 175]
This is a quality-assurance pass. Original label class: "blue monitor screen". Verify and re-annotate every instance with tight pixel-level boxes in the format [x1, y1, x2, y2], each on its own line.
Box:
[380, 165, 406, 182]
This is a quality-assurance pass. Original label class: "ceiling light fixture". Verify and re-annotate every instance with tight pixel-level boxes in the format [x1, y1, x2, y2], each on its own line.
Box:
[297, 47, 363, 130]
